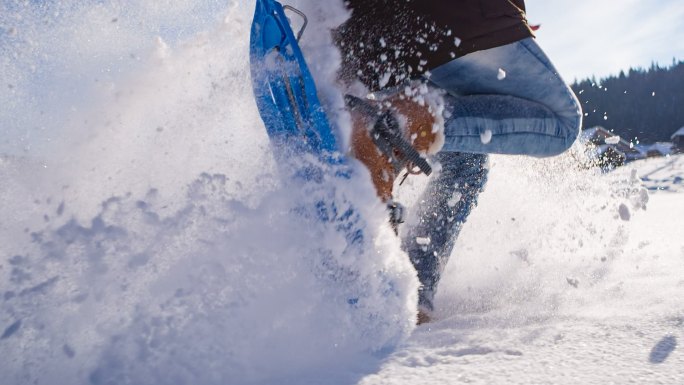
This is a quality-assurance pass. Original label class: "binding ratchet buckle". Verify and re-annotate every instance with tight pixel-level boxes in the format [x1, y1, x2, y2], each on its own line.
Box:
[345, 94, 432, 177]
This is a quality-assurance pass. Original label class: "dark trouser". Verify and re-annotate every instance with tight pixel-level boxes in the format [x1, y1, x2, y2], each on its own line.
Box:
[401, 152, 488, 311]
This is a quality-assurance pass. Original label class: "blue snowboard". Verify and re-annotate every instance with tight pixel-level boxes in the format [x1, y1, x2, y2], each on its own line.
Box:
[249, 0, 432, 181]
[249, 0, 340, 165]
[249, 0, 366, 248]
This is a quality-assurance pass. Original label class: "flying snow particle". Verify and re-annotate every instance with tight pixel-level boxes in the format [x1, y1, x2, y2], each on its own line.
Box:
[454, 37, 462, 47]
[634, 187, 649, 210]
[605, 135, 620, 144]
[154, 36, 170, 59]
[415, 237, 431, 246]
[447, 192, 462, 207]
[378, 72, 392, 88]
[497, 68, 506, 80]
[480, 129, 492, 144]
[618, 203, 631, 221]
[418, 83, 429, 95]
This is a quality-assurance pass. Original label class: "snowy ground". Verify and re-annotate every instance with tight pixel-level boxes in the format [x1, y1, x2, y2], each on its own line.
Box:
[361, 155, 684, 384]
[2, 2, 683, 384]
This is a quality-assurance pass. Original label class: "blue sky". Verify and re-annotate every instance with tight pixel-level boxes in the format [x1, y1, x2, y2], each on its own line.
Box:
[526, 0, 684, 82]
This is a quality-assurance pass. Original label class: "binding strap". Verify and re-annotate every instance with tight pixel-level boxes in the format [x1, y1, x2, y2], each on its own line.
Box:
[345, 94, 432, 177]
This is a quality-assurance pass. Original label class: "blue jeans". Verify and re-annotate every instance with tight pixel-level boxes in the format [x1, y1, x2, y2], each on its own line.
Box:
[403, 38, 582, 312]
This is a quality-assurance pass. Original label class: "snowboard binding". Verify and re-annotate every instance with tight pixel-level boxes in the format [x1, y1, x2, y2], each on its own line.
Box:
[345, 95, 432, 177]
[250, 0, 445, 233]
[346, 85, 445, 231]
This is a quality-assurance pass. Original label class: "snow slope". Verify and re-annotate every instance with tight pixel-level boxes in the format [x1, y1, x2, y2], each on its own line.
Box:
[2, 1, 683, 384]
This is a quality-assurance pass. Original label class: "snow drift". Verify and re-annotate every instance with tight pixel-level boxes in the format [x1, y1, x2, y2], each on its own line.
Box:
[1, 2, 416, 384]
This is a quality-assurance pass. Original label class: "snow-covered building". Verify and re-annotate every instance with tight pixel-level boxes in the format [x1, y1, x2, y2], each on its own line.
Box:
[671, 127, 684, 153]
[580, 126, 645, 163]
[643, 142, 674, 158]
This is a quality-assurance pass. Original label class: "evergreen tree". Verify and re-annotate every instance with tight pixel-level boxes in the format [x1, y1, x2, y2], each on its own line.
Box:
[571, 61, 684, 143]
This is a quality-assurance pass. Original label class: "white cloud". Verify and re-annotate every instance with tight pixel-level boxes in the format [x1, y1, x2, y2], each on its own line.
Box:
[526, 0, 684, 81]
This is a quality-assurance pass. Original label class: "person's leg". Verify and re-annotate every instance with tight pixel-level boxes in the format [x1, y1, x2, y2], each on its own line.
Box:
[402, 151, 488, 313]
[429, 37, 582, 157]
[403, 38, 580, 316]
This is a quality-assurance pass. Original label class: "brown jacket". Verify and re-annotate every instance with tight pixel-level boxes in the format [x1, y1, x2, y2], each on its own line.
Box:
[334, 0, 534, 90]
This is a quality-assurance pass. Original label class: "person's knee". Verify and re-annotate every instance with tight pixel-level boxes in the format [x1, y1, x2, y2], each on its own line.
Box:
[543, 84, 583, 156]
[547, 108, 582, 156]
[565, 108, 583, 148]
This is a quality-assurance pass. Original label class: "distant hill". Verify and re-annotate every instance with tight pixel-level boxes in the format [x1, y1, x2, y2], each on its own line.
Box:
[571, 60, 684, 144]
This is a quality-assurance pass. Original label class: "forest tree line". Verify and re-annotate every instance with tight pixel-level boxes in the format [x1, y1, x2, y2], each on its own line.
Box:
[571, 60, 684, 144]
